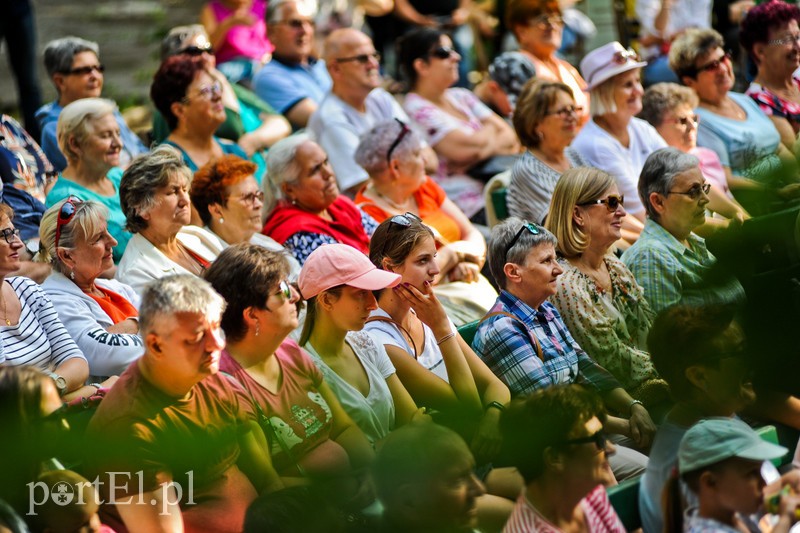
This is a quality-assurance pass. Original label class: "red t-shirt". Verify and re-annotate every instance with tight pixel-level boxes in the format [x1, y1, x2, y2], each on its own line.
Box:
[218, 339, 351, 477]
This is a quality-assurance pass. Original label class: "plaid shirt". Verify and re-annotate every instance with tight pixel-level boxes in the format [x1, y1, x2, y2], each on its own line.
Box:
[621, 219, 745, 314]
[472, 291, 620, 397]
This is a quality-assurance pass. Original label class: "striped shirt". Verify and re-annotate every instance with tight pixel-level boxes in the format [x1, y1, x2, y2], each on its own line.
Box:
[503, 486, 625, 533]
[0, 277, 85, 370]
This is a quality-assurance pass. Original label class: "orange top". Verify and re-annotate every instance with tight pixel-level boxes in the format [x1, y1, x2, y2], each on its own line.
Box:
[356, 176, 462, 244]
[87, 286, 139, 324]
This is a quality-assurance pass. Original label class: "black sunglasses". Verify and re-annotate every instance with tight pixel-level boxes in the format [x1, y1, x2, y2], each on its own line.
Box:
[389, 212, 422, 227]
[668, 182, 711, 200]
[179, 44, 214, 56]
[336, 51, 381, 64]
[561, 429, 607, 451]
[63, 64, 105, 76]
[504, 221, 541, 262]
[429, 46, 457, 60]
[579, 194, 625, 212]
[386, 118, 411, 163]
[55, 196, 81, 249]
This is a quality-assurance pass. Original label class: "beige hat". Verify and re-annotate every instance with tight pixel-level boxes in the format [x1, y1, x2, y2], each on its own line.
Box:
[580, 41, 648, 91]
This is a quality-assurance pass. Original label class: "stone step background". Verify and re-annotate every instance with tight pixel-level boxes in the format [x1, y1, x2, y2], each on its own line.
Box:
[0, 0, 618, 116]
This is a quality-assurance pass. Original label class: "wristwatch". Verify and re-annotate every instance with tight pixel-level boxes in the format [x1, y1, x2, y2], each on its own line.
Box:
[48, 371, 67, 397]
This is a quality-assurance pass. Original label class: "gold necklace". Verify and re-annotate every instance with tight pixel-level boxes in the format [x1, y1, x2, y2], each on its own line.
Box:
[372, 186, 413, 212]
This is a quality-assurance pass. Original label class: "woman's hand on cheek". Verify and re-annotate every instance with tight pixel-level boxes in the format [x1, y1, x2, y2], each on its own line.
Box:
[392, 281, 450, 336]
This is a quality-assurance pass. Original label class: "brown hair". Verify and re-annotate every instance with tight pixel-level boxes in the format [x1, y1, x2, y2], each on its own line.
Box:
[513, 79, 574, 148]
[368, 216, 435, 274]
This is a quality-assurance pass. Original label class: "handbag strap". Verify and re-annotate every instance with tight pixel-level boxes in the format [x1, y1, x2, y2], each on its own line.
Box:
[365, 315, 419, 359]
[220, 371, 307, 477]
[479, 311, 544, 361]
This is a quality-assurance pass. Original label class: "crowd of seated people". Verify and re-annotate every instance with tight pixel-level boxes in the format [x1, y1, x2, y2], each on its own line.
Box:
[7, 0, 800, 530]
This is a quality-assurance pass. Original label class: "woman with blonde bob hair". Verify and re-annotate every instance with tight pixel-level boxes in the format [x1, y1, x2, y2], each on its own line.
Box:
[509, 79, 586, 225]
[39, 198, 141, 379]
[545, 167, 666, 405]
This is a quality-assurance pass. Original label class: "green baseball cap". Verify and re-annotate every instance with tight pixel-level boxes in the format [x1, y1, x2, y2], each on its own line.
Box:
[678, 417, 787, 475]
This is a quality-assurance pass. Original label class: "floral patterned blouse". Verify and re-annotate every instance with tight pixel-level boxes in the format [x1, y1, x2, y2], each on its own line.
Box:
[550, 254, 657, 389]
[746, 77, 800, 135]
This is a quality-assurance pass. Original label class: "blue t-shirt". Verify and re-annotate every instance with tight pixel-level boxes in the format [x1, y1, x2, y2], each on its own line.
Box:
[696, 92, 782, 183]
[34, 101, 149, 172]
[253, 56, 331, 116]
[45, 167, 131, 263]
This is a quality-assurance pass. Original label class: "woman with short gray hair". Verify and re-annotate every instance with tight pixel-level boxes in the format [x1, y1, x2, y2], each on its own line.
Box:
[354, 120, 488, 294]
[115, 145, 221, 294]
[46, 98, 131, 262]
[261, 135, 376, 265]
[37, 36, 148, 172]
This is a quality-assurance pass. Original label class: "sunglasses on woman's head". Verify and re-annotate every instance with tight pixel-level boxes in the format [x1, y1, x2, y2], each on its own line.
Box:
[55, 196, 82, 249]
[429, 46, 457, 60]
[504, 221, 541, 262]
[386, 118, 411, 163]
[579, 194, 625, 212]
[388, 212, 422, 227]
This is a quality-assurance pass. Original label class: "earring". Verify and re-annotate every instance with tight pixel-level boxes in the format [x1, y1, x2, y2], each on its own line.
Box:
[219, 217, 224, 224]
[70, 270, 75, 281]
[290, 198, 298, 206]
[254, 321, 260, 337]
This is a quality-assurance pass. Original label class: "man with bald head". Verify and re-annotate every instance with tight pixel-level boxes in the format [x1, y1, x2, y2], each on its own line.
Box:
[308, 28, 436, 195]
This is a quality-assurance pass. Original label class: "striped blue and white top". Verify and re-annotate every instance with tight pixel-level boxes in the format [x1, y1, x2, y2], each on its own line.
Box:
[0, 277, 85, 370]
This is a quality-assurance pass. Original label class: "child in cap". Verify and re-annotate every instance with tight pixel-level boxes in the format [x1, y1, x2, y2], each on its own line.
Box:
[665, 417, 800, 533]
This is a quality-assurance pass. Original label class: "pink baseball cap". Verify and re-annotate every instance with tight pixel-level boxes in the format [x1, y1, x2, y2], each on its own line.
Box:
[298, 244, 401, 299]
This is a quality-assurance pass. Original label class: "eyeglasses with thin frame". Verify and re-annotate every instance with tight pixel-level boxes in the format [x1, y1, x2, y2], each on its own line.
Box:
[274, 18, 315, 30]
[0, 228, 21, 245]
[768, 32, 800, 46]
[55, 196, 81, 249]
[386, 118, 411, 163]
[429, 46, 458, 60]
[504, 221, 541, 262]
[178, 44, 214, 56]
[529, 14, 564, 28]
[336, 51, 381, 65]
[182, 81, 222, 104]
[561, 429, 608, 452]
[546, 105, 583, 119]
[237, 190, 265, 205]
[579, 194, 625, 212]
[62, 64, 105, 76]
[668, 182, 711, 200]
[694, 51, 732, 75]
[663, 114, 699, 130]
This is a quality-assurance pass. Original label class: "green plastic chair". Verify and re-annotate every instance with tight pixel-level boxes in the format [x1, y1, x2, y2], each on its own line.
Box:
[457, 320, 479, 346]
